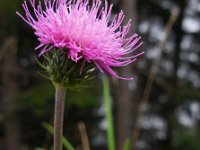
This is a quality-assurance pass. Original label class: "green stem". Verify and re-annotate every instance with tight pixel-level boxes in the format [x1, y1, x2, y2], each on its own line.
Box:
[103, 76, 116, 150]
[54, 83, 66, 150]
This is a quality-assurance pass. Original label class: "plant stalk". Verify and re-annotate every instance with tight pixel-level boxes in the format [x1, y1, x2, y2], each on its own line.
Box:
[54, 83, 66, 150]
[103, 76, 116, 150]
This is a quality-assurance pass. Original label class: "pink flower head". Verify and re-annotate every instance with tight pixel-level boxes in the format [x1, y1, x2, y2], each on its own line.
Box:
[17, 0, 143, 80]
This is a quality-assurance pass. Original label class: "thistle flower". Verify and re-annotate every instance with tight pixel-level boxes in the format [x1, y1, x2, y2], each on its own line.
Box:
[17, 0, 143, 80]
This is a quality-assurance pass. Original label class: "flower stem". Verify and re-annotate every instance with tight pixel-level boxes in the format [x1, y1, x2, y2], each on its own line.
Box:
[54, 83, 66, 150]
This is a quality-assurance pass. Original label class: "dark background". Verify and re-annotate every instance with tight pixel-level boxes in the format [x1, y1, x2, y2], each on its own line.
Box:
[0, 0, 200, 150]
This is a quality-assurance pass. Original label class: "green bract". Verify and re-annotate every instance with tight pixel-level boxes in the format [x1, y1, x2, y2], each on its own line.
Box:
[36, 49, 97, 89]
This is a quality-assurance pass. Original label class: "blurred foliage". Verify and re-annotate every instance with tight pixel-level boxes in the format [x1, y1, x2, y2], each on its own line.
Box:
[15, 78, 101, 116]
[0, 0, 19, 13]
[15, 80, 55, 117]
[172, 120, 200, 150]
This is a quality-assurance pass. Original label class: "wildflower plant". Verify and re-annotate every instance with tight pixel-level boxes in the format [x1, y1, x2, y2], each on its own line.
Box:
[17, 0, 143, 149]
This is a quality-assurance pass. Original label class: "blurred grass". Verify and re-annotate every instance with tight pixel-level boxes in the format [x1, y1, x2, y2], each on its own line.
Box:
[103, 76, 116, 150]
[122, 139, 131, 150]
[42, 122, 75, 150]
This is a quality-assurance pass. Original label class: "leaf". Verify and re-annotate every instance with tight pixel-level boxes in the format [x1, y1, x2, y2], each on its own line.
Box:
[122, 139, 131, 150]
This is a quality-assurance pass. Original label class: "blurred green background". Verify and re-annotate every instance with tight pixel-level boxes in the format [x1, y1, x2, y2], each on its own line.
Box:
[0, 0, 200, 150]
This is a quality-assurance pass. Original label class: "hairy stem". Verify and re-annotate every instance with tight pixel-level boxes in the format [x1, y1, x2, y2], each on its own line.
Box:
[54, 83, 66, 150]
